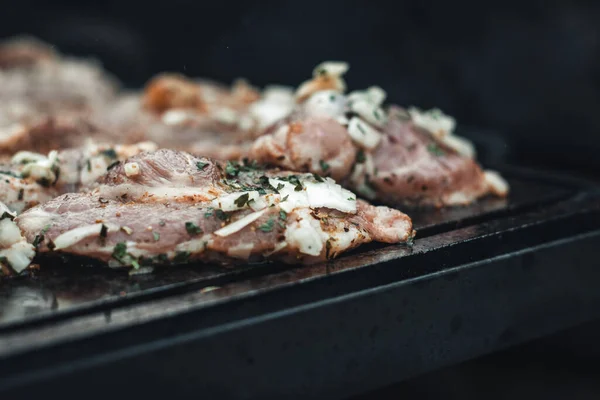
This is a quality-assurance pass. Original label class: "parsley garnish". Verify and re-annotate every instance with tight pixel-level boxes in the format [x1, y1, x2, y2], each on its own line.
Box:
[319, 160, 330, 172]
[131, 259, 140, 270]
[373, 109, 381, 120]
[258, 217, 275, 232]
[86, 159, 92, 172]
[281, 194, 289, 202]
[276, 183, 285, 191]
[185, 222, 203, 235]
[204, 208, 214, 218]
[100, 224, 108, 238]
[279, 210, 287, 221]
[347, 197, 355, 201]
[329, 94, 336, 102]
[37, 177, 51, 188]
[1, 212, 14, 221]
[153, 232, 160, 241]
[241, 158, 259, 171]
[107, 161, 120, 171]
[225, 161, 239, 177]
[426, 143, 445, 156]
[284, 175, 303, 191]
[0, 170, 21, 178]
[101, 149, 118, 159]
[112, 242, 128, 261]
[196, 161, 209, 170]
[215, 209, 228, 221]
[356, 150, 366, 163]
[234, 193, 250, 208]
[18, 188, 24, 201]
[159, 220, 166, 226]
[312, 173, 324, 182]
[32, 234, 44, 248]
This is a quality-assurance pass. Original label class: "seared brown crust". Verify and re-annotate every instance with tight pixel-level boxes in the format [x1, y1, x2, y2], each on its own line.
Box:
[142, 73, 206, 114]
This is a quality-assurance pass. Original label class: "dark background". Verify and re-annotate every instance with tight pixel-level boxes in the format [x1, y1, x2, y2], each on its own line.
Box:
[2, 0, 600, 398]
[2, 0, 600, 175]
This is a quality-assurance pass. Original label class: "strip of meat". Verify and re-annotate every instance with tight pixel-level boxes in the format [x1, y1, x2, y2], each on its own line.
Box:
[0, 141, 157, 214]
[16, 150, 413, 269]
[249, 62, 508, 208]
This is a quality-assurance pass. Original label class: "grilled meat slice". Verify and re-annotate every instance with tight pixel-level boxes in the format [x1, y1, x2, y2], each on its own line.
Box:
[96, 74, 295, 158]
[0, 37, 118, 113]
[0, 141, 157, 214]
[249, 62, 508, 208]
[16, 149, 413, 267]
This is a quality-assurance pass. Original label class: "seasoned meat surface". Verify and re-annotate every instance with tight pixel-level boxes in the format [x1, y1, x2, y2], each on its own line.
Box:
[249, 62, 508, 208]
[16, 150, 413, 267]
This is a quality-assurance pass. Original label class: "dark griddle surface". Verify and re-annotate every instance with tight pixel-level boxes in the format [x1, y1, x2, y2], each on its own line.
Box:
[0, 167, 598, 400]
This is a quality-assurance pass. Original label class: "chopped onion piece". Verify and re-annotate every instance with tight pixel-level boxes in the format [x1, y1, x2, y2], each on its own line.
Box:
[214, 107, 238, 125]
[227, 242, 255, 259]
[11, 151, 46, 164]
[214, 209, 268, 237]
[269, 177, 356, 214]
[0, 241, 35, 273]
[312, 61, 349, 77]
[304, 90, 347, 119]
[285, 212, 325, 256]
[162, 109, 191, 125]
[347, 117, 383, 150]
[211, 191, 261, 212]
[484, 170, 509, 196]
[440, 134, 476, 158]
[408, 107, 456, 139]
[124, 162, 141, 177]
[53, 223, 104, 250]
[347, 86, 387, 107]
[348, 99, 387, 128]
[0, 219, 23, 247]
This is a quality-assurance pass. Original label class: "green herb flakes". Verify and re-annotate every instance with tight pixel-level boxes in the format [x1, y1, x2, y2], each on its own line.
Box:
[112, 242, 127, 261]
[319, 160, 330, 172]
[356, 150, 366, 163]
[215, 209, 228, 221]
[312, 173, 324, 182]
[101, 149, 118, 159]
[279, 210, 287, 221]
[0, 212, 14, 221]
[258, 217, 275, 232]
[225, 161, 239, 177]
[234, 193, 250, 208]
[196, 161, 209, 170]
[32, 235, 44, 248]
[153, 232, 160, 241]
[185, 222, 203, 235]
[426, 143, 445, 156]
